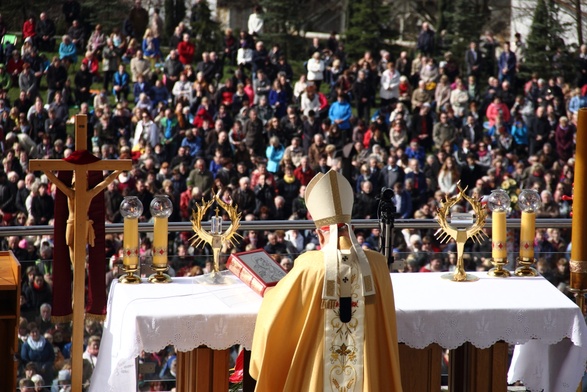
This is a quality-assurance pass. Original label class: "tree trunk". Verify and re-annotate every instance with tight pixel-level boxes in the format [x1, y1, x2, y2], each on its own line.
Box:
[576, 0, 583, 46]
[436, 0, 447, 32]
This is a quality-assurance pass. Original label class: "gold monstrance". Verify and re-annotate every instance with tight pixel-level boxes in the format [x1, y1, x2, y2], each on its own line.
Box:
[435, 183, 488, 282]
[191, 191, 242, 284]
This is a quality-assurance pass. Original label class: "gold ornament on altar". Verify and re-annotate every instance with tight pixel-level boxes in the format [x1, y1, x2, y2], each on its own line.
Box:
[435, 183, 487, 282]
[191, 191, 242, 284]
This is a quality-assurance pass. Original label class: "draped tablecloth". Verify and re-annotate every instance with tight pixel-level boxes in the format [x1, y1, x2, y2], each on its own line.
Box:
[89, 272, 261, 392]
[91, 271, 587, 392]
[392, 272, 587, 392]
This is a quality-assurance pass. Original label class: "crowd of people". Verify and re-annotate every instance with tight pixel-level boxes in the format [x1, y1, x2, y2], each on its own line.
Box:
[0, 0, 582, 390]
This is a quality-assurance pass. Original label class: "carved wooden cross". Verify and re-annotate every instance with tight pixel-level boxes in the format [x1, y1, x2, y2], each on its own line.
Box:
[29, 114, 132, 391]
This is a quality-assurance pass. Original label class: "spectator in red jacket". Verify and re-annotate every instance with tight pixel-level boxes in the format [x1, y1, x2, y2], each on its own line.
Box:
[22, 15, 36, 41]
[293, 156, 315, 186]
[193, 107, 213, 129]
[81, 50, 100, 81]
[317, 91, 329, 118]
[6, 50, 24, 85]
[485, 96, 510, 128]
[177, 33, 195, 65]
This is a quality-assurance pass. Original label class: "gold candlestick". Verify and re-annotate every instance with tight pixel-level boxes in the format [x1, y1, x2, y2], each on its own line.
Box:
[191, 191, 242, 284]
[487, 189, 511, 277]
[515, 189, 541, 277]
[148, 195, 173, 283]
[435, 183, 487, 282]
[119, 196, 143, 284]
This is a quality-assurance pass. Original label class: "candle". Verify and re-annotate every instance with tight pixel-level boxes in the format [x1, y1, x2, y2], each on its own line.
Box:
[123, 218, 139, 266]
[487, 189, 510, 260]
[518, 189, 541, 261]
[519, 211, 535, 259]
[571, 109, 587, 290]
[150, 195, 173, 267]
[120, 196, 143, 267]
[152, 217, 168, 265]
[492, 211, 507, 259]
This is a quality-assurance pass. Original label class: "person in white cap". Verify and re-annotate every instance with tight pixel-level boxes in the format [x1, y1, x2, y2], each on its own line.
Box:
[250, 169, 402, 391]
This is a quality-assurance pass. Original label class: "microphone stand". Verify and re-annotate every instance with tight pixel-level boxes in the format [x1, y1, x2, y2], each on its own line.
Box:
[377, 188, 397, 270]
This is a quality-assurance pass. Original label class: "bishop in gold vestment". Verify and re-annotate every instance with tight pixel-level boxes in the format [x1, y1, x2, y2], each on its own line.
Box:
[250, 170, 402, 391]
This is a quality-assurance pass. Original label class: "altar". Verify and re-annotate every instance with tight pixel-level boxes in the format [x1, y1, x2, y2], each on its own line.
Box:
[90, 271, 587, 392]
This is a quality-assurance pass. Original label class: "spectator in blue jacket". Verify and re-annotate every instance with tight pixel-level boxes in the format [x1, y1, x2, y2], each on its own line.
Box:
[266, 136, 285, 173]
[567, 87, 587, 116]
[497, 42, 516, 84]
[58, 35, 77, 68]
[112, 64, 130, 102]
[21, 322, 55, 381]
[133, 74, 150, 104]
[328, 93, 352, 132]
[393, 181, 413, 219]
[142, 28, 161, 61]
[404, 138, 426, 168]
[149, 79, 170, 107]
[511, 113, 529, 157]
[268, 79, 288, 119]
[181, 128, 204, 158]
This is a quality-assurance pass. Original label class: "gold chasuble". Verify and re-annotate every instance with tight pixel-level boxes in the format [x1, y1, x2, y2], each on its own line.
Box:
[250, 170, 403, 391]
[250, 250, 402, 391]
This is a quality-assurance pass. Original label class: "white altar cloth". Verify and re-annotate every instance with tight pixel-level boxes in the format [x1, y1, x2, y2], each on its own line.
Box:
[90, 272, 261, 392]
[91, 271, 587, 392]
[392, 272, 587, 392]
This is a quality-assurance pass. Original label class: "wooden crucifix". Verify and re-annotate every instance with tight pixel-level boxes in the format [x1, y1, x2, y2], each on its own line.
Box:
[29, 114, 132, 391]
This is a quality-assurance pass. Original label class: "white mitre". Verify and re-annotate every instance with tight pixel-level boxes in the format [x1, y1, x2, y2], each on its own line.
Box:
[305, 170, 376, 307]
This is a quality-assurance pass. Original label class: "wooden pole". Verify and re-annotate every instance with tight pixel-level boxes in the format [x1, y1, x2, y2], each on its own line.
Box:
[70, 161, 88, 391]
[571, 108, 587, 392]
[571, 109, 587, 291]
[75, 115, 87, 152]
[68, 111, 88, 392]
[576, 0, 583, 47]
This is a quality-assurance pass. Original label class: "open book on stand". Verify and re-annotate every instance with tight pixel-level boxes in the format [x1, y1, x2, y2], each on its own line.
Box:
[227, 249, 287, 296]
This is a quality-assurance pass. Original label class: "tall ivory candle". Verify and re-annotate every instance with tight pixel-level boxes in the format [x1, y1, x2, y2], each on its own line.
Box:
[152, 217, 168, 265]
[492, 211, 507, 259]
[519, 211, 535, 259]
[123, 218, 138, 266]
[571, 109, 587, 289]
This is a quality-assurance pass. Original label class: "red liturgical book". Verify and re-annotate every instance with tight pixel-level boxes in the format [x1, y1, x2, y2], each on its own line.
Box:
[227, 249, 287, 297]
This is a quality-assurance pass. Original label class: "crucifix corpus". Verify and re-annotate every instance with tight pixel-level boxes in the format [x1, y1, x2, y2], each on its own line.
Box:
[29, 114, 132, 391]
